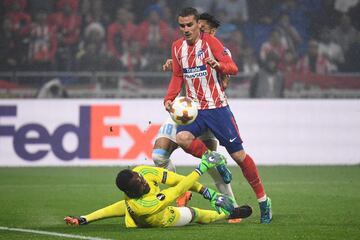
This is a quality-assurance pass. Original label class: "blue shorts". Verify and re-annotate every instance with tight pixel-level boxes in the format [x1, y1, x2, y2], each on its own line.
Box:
[177, 106, 244, 154]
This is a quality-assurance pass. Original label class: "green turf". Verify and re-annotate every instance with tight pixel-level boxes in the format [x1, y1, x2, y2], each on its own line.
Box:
[0, 166, 359, 240]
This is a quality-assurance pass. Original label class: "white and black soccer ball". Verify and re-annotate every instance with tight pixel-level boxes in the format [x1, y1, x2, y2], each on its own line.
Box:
[169, 97, 198, 125]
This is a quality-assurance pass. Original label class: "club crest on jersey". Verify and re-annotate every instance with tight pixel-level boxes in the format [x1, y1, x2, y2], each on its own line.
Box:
[157, 193, 166, 201]
[196, 49, 205, 59]
[223, 47, 230, 56]
[183, 65, 208, 79]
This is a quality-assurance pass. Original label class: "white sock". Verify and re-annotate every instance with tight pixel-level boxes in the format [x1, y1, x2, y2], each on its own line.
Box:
[152, 148, 176, 172]
[165, 159, 176, 172]
[257, 195, 267, 203]
[207, 168, 238, 207]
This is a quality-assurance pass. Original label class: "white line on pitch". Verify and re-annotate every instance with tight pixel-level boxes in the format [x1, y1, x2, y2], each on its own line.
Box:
[0, 226, 113, 240]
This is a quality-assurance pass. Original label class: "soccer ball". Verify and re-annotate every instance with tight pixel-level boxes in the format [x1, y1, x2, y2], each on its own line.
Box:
[169, 97, 198, 125]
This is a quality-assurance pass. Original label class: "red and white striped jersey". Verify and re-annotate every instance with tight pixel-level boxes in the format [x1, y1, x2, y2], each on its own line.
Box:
[164, 33, 238, 109]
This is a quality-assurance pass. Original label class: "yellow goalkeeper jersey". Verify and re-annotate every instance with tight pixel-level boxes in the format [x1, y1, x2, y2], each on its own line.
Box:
[124, 166, 202, 228]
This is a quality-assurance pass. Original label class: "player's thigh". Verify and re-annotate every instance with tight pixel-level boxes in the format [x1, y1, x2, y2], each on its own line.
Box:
[156, 117, 178, 143]
[204, 106, 244, 154]
[176, 110, 207, 137]
[199, 129, 218, 151]
[176, 114, 206, 147]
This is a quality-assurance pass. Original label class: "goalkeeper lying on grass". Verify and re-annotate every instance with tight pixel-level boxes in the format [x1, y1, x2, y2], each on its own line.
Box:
[65, 151, 252, 228]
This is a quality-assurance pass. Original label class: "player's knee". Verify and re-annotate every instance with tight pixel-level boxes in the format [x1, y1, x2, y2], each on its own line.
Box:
[203, 139, 218, 151]
[152, 148, 170, 168]
[231, 149, 247, 163]
[176, 131, 193, 148]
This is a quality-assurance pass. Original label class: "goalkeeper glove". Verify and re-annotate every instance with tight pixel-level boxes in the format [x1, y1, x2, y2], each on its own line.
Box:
[64, 216, 88, 226]
[196, 151, 227, 175]
[202, 187, 235, 215]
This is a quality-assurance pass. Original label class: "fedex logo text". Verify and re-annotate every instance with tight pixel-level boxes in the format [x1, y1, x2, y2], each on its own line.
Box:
[0, 105, 160, 161]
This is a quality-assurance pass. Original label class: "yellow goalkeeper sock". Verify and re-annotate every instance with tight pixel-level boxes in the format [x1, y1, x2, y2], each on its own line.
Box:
[83, 200, 126, 222]
[191, 207, 227, 224]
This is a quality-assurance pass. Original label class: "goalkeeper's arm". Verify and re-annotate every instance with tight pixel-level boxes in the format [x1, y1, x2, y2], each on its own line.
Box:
[155, 151, 233, 213]
[157, 170, 203, 208]
[162, 151, 226, 192]
[162, 169, 204, 193]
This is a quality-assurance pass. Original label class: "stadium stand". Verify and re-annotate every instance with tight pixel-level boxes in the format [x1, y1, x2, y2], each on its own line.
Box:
[0, 0, 359, 98]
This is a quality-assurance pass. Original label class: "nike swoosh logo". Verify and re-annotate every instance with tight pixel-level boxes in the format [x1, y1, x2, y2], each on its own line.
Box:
[208, 156, 215, 162]
[229, 137, 237, 142]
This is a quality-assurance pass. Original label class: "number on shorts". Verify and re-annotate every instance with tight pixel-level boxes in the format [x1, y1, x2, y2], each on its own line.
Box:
[161, 124, 173, 135]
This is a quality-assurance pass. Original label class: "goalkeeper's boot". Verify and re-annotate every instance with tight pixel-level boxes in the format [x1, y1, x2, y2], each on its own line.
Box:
[228, 205, 253, 219]
[259, 197, 272, 223]
[64, 216, 88, 226]
[176, 191, 192, 207]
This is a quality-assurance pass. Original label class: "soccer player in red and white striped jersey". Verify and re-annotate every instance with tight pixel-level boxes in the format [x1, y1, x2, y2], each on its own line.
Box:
[164, 7, 272, 224]
[154, 13, 239, 223]
[165, 26, 236, 109]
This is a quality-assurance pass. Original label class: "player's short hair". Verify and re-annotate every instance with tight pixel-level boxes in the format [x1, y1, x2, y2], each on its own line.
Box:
[199, 12, 221, 29]
[116, 169, 142, 198]
[178, 7, 200, 21]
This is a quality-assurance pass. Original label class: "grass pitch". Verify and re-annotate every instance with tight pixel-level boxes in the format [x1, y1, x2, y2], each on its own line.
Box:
[0, 166, 359, 240]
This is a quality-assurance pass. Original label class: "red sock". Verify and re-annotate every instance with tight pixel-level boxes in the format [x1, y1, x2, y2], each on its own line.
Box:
[184, 139, 208, 158]
[238, 154, 266, 199]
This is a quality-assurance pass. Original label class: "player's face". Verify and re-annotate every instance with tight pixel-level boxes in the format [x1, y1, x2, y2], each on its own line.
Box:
[199, 20, 216, 36]
[178, 15, 200, 44]
[131, 172, 150, 197]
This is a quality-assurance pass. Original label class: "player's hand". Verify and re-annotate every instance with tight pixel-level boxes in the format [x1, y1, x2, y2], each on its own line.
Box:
[162, 59, 173, 72]
[213, 194, 235, 215]
[64, 216, 88, 226]
[164, 100, 173, 112]
[196, 151, 227, 174]
[202, 188, 235, 214]
[205, 57, 220, 69]
[222, 75, 230, 90]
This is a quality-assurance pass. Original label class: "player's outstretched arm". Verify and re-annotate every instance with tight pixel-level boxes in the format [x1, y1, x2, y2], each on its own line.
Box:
[162, 165, 234, 214]
[156, 151, 227, 208]
[64, 200, 126, 226]
[160, 150, 227, 187]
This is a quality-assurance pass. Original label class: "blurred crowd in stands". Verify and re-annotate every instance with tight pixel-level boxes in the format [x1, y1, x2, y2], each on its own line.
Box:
[0, 0, 359, 77]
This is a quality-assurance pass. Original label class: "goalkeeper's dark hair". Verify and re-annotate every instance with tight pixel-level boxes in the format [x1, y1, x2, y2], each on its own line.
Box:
[199, 12, 221, 29]
[178, 7, 200, 21]
[116, 169, 141, 198]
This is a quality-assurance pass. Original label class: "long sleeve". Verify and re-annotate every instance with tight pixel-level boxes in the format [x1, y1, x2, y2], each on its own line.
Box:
[206, 34, 238, 75]
[164, 42, 184, 104]
[133, 166, 202, 193]
[163, 169, 203, 193]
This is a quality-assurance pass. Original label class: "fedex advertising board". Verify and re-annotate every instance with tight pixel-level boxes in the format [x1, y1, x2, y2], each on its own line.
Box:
[0, 99, 359, 166]
[0, 100, 169, 166]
